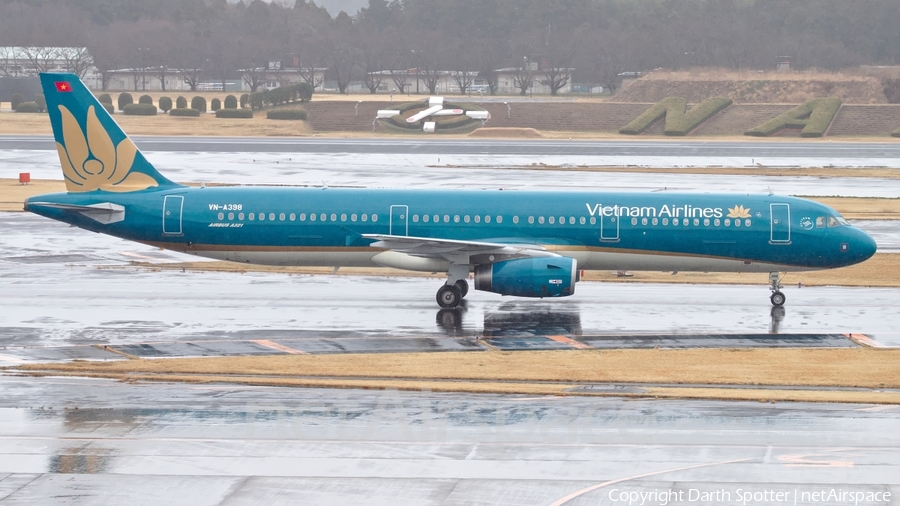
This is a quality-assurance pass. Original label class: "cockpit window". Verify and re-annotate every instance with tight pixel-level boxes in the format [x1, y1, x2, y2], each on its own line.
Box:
[827, 216, 840, 227]
[836, 216, 851, 227]
[816, 216, 825, 228]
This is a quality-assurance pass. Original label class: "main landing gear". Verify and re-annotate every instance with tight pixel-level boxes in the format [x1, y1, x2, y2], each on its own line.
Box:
[769, 272, 786, 307]
[436, 265, 469, 308]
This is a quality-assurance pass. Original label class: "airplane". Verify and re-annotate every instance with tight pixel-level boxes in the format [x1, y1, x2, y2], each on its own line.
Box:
[25, 73, 877, 309]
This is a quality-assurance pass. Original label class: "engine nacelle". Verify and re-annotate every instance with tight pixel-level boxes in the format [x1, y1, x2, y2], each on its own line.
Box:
[474, 257, 578, 298]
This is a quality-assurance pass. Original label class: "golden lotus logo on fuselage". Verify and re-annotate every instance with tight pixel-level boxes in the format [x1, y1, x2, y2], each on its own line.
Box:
[727, 205, 751, 219]
[56, 105, 158, 192]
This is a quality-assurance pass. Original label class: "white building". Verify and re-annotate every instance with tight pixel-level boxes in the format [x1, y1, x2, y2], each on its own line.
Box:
[0, 47, 100, 88]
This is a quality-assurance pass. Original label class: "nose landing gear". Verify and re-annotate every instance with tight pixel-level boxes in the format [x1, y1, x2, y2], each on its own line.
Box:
[769, 272, 786, 307]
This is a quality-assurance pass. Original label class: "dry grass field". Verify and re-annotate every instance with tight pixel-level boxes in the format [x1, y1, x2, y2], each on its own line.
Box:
[14, 348, 900, 404]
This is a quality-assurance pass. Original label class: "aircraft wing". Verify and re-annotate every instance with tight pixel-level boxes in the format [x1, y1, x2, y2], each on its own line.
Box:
[362, 234, 559, 264]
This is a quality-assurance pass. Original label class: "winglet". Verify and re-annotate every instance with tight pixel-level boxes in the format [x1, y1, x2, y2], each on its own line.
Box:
[40, 73, 181, 193]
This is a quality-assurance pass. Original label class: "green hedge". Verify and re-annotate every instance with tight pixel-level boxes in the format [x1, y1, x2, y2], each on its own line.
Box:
[216, 108, 253, 118]
[266, 108, 307, 120]
[745, 98, 842, 137]
[118, 92, 133, 111]
[35, 93, 46, 112]
[224, 95, 237, 109]
[11, 93, 23, 110]
[159, 97, 173, 113]
[101, 102, 115, 114]
[240, 94, 249, 108]
[211, 98, 221, 111]
[191, 96, 207, 113]
[170, 108, 200, 117]
[138, 94, 153, 105]
[620, 97, 732, 135]
[176, 96, 188, 109]
[122, 103, 158, 115]
[249, 83, 313, 110]
[14, 101, 41, 113]
[98, 93, 112, 105]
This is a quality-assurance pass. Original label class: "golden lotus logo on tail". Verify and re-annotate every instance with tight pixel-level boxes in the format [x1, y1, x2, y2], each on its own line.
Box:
[56, 105, 158, 192]
[727, 205, 751, 219]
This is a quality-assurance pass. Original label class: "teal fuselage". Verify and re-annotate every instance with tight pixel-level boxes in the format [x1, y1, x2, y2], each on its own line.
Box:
[26, 186, 877, 273]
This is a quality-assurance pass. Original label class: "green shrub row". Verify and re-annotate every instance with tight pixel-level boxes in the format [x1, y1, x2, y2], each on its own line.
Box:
[191, 96, 207, 113]
[159, 97, 173, 112]
[266, 108, 307, 120]
[14, 101, 41, 113]
[170, 108, 200, 117]
[745, 98, 842, 137]
[176, 96, 188, 109]
[211, 98, 221, 111]
[138, 95, 153, 105]
[100, 102, 115, 114]
[216, 108, 254, 118]
[118, 92, 133, 111]
[122, 103, 158, 116]
[249, 83, 313, 109]
[620, 97, 732, 135]
[11, 93, 24, 110]
[224, 95, 238, 109]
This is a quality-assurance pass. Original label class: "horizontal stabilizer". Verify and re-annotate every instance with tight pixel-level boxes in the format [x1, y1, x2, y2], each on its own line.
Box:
[28, 201, 125, 224]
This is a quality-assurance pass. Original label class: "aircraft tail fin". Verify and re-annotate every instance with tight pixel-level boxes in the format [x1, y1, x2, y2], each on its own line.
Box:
[39, 72, 181, 193]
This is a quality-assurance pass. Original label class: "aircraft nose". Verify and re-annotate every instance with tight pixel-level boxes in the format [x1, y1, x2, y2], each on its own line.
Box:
[851, 228, 877, 263]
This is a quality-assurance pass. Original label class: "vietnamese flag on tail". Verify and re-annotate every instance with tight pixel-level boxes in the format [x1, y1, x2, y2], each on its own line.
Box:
[55, 82, 72, 92]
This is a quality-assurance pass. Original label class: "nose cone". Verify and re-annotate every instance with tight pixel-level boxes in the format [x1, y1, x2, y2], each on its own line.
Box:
[851, 228, 877, 264]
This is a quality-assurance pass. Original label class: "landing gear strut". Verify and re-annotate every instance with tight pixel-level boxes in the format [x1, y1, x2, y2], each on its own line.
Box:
[769, 272, 786, 307]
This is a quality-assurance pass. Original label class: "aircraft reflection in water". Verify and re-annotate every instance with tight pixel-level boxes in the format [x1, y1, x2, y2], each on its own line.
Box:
[27, 74, 877, 309]
[437, 304, 789, 338]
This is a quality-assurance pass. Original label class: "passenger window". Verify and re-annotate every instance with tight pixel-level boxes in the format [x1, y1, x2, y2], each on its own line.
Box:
[474, 215, 480, 223]
[320, 213, 326, 221]
[341, 214, 347, 222]
[259, 213, 265, 221]
[714, 219, 720, 226]
[423, 215, 429, 223]
[454, 215, 460, 223]
[631, 218, 637, 225]
[309, 213, 315, 221]
[249, 213, 255, 221]
[280, 213, 286, 221]
[485, 216, 491, 223]
[662, 218, 669, 225]
[238, 213, 244, 220]
[300, 213, 306, 221]
[703, 218, 709, 226]
[372, 214, 378, 222]
[218, 212, 224, 220]
[513, 216, 519, 224]
[693, 218, 699, 226]
[289, 213, 295, 221]
[464, 215, 470, 223]
[228, 213, 234, 220]
[724, 219, 731, 226]
[269, 213, 276, 221]
[568, 217, 574, 225]
[735, 219, 741, 227]
[580, 217, 586, 225]
[443, 215, 450, 223]
[539, 217, 545, 224]
[412, 215, 418, 222]
[361, 214, 367, 222]
[351, 214, 357, 222]
[745, 219, 751, 227]
[330, 213, 337, 222]
[496, 216, 502, 224]
[433, 215, 439, 223]
[558, 216, 564, 224]
[528, 216, 534, 224]
[590, 217, 596, 225]
[549, 216, 555, 224]
[652, 218, 658, 225]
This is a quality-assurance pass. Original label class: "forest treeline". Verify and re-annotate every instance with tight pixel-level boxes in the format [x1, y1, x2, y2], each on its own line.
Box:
[2, 0, 900, 93]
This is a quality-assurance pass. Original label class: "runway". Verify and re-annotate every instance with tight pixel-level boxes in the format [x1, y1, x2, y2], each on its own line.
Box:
[0, 376, 897, 505]
[1, 212, 898, 367]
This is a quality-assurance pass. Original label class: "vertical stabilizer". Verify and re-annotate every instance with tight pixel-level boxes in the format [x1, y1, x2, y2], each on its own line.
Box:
[39, 73, 180, 193]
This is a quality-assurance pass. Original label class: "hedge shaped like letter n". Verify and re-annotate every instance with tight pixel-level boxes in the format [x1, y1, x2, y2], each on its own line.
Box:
[620, 97, 732, 136]
[745, 98, 842, 138]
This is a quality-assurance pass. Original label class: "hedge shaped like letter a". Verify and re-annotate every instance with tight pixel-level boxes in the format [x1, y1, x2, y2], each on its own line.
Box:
[745, 98, 842, 137]
[620, 97, 732, 136]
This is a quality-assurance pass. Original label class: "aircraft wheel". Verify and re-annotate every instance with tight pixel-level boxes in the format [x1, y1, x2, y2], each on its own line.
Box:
[454, 279, 469, 298]
[770, 291, 786, 307]
[437, 285, 462, 308]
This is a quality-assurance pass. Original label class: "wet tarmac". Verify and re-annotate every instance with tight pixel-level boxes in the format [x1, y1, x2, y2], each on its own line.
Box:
[0, 376, 897, 505]
[1, 212, 897, 367]
[4, 149, 900, 197]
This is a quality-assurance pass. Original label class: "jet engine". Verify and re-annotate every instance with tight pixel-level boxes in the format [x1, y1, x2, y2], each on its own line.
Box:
[474, 257, 579, 298]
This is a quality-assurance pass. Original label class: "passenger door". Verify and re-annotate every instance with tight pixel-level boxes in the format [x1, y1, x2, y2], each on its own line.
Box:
[390, 205, 408, 236]
[162, 195, 184, 235]
[770, 203, 790, 244]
